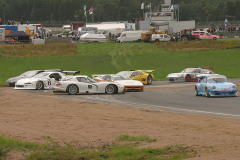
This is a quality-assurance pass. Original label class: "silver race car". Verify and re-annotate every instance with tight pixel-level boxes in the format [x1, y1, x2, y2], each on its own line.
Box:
[167, 67, 214, 82]
[53, 75, 125, 95]
[14, 71, 79, 90]
[6, 69, 61, 86]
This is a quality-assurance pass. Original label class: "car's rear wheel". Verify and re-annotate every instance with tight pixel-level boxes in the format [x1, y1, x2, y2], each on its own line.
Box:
[213, 37, 217, 40]
[105, 84, 117, 94]
[147, 75, 153, 85]
[185, 74, 191, 82]
[67, 84, 79, 95]
[36, 81, 44, 90]
[155, 39, 160, 43]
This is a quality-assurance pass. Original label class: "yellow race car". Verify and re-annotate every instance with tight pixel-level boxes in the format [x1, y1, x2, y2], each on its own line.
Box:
[116, 70, 155, 85]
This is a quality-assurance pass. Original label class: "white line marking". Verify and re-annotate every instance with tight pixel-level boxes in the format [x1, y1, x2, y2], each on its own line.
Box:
[81, 96, 240, 118]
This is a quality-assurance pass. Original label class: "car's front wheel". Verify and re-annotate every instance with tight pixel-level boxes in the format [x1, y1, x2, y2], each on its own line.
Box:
[205, 88, 210, 97]
[105, 84, 117, 94]
[36, 81, 44, 90]
[67, 84, 79, 95]
[195, 87, 199, 96]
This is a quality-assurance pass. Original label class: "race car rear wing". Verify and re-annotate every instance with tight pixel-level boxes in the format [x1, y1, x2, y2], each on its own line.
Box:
[130, 70, 155, 73]
[62, 71, 80, 75]
[92, 74, 114, 79]
[140, 70, 155, 73]
[196, 74, 219, 78]
[200, 67, 214, 70]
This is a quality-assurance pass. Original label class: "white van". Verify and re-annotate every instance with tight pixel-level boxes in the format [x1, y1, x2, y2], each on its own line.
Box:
[151, 34, 171, 42]
[102, 28, 125, 38]
[117, 31, 144, 43]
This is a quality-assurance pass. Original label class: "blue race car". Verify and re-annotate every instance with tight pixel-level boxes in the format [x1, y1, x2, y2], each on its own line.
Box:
[195, 75, 238, 97]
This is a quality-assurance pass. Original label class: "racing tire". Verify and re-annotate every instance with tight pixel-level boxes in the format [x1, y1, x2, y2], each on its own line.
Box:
[105, 84, 117, 94]
[9, 83, 15, 87]
[185, 74, 191, 82]
[147, 75, 153, 85]
[205, 88, 210, 98]
[181, 37, 188, 41]
[195, 87, 199, 96]
[213, 37, 217, 40]
[155, 39, 160, 43]
[36, 81, 44, 90]
[67, 84, 79, 95]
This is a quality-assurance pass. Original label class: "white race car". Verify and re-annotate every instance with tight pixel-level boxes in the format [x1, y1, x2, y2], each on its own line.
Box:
[53, 75, 125, 95]
[167, 67, 214, 82]
[93, 74, 144, 91]
[14, 71, 79, 90]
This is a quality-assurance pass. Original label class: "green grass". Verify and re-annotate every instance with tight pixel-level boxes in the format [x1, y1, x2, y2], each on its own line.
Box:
[0, 134, 196, 160]
[0, 41, 240, 85]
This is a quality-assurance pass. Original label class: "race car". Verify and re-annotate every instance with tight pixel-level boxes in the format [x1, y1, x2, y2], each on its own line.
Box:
[195, 75, 238, 97]
[199, 33, 220, 40]
[14, 71, 79, 90]
[92, 74, 144, 91]
[53, 75, 125, 95]
[6, 69, 61, 87]
[167, 67, 214, 82]
[116, 70, 154, 85]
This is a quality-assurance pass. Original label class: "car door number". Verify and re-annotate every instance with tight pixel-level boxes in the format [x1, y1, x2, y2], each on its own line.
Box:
[48, 80, 51, 86]
[88, 85, 92, 89]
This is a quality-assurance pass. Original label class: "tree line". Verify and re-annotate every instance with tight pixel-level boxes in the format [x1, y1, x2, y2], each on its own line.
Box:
[0, 0, 239, 24]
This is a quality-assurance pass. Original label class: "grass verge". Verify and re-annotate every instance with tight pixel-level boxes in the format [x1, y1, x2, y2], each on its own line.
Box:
[0, 134, 196, 160]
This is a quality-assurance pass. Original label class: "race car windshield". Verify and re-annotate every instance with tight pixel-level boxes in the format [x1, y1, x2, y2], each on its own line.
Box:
[112, 76, 131, 81]
[181, 69, 194, 73]
[20, 71, 39, 77]
[112, 76, 124, 81]
[34, 72, 50, 78]
[208, 78, 228, 83]
[116, 71, 132, 76]
[87, 77, 97, 83]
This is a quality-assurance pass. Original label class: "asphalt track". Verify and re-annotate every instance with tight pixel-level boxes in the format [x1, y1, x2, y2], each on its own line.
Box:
[22, 79, 240, 118]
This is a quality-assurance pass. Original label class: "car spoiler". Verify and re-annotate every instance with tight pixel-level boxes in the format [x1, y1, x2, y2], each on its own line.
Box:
[62, 71, 80, 75]
[200, 67, 213, 70]
[45, 69, 62, 72]
[92, 74, 113, 79]
[196, 74, 219, 78]
[140, 70, 155, 73]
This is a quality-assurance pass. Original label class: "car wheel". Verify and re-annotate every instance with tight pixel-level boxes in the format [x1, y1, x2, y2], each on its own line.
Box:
[205, 88, 210, 97]
[67, 84, 79, 95]
[181, 37, 188, 41]
[36, 81, 44, 90]
[195, 87, 199, 96]
[147, 75, 153, 85]
[185, 74, 191, 82]
[213, 37, 217, 40]
[9, 83, 15, 87]
[155, 39, 160, 43]
[105, 84, 117, 94]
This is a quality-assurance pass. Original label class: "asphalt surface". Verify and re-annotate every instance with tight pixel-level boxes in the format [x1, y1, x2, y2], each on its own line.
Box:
[20, 79, 240, 118]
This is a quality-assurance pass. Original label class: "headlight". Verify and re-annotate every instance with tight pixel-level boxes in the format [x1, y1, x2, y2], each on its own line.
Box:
[212, 86, 216, 89]
[232, 85, 237, 89]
